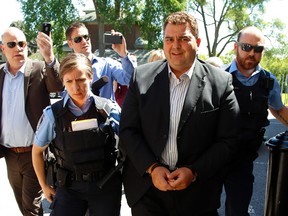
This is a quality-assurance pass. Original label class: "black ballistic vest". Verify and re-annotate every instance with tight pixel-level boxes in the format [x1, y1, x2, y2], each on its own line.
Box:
[231, 70, 274, 138]
[51, 100, 117, 174]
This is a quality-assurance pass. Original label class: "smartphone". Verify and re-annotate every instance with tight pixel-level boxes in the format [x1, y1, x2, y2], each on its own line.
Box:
[103, 33, 122, 45]
[41, 22, 51, 35]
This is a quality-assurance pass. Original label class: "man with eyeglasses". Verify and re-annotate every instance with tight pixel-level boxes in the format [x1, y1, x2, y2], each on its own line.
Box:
[222, 26, 288, 216]
[0, 27, 63, 215]
[65, 22, 136, 100]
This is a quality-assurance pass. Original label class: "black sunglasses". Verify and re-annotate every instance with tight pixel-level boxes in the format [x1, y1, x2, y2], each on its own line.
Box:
[5, 41, 27, 49]
[72, 35, 90, 43]
[237, 42, 264, 53]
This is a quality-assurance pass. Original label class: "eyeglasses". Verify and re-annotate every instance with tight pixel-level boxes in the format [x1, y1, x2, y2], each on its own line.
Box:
[72, 35, 90, 43]
[4, 41, 27, 49]
[237, 42, 264, 53]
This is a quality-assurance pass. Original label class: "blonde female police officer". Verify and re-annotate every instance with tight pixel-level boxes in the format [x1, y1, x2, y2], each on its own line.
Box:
[32, 53, 122, 216]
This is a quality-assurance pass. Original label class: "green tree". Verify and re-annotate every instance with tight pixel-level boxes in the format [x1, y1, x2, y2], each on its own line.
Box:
[10, 21, 25, 31]
[262, 46, 288, 78]
[17, 0, 188, 57]
[188, 0, 269, 57]
[86, 0, 187, 54]
[92, 0, 116, 56]
[261, 18, 288, 77]
[17, 0, 79, 58]
[140, 0, 187, 49]
[91, 0, 143, 56]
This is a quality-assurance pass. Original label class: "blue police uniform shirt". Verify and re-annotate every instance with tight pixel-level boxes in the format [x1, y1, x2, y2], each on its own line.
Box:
[91, 54, 135, 100]
[34, 91, 121, 147]
[34, 91, 93, 147]
[228, 59, 283, 110]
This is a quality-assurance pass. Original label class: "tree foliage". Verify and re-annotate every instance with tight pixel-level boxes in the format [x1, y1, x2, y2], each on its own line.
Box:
[16, 0, 187, 56]
[91, 0, 144, 56]
[188, 0, 269, 57]
[10, 21, 25, 31]
[16, 0, 288, 82]
[17, 0, 79, 57]
[139, 0, 187, 49]
[262, 46, 288, 78]
[89, 0, 187, 54]
[112, 0, 143, 33]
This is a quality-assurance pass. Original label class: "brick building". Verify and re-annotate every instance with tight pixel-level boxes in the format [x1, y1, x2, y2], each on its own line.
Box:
[80, 9, 144, 52]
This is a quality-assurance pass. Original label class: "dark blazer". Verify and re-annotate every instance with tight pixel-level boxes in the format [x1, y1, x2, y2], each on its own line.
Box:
[119, 59, 240, 213]
[0, 59, 63, 132]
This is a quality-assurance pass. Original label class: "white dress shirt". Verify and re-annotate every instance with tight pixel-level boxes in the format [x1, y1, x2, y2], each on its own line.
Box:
[161, 63, 195, 170]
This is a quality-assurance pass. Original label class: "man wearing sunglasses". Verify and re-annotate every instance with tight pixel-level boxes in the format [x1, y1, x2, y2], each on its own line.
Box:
[0, 27, 63, 215]
[223, 26, 288, 216]
[66, 22, 136, 100]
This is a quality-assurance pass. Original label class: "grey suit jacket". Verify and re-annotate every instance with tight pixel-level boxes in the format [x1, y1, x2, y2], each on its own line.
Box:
[119, 59, 240, 212]
[0, 59, 63, 132]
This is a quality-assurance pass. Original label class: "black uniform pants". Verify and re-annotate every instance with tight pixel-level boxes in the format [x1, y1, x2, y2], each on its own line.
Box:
[223, 156, 254, 216]
[223, 134, 263, 216]
[50, 171, 122, 216]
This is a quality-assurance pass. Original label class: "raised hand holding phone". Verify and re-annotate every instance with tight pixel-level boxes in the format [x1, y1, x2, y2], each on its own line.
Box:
[41, 22, 51, 36]
[37, 22, 54, 64]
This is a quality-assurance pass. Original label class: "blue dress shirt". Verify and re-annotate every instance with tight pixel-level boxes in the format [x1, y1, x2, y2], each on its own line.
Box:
[0, 64, 34, 147]
[91, 54, 135, 100]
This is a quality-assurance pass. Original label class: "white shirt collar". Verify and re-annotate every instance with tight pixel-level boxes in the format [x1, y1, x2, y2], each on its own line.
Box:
[167, 60, 195, 80]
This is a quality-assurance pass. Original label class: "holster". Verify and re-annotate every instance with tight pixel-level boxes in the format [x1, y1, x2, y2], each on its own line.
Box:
[56, 167, 69, 187]
[44, 146, 57, 187]
[0, 145, 5, 158]
[45, 160, 57, 187]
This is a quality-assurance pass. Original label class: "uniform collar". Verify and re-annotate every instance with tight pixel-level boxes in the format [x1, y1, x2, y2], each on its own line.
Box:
[229, 59, 262, 75]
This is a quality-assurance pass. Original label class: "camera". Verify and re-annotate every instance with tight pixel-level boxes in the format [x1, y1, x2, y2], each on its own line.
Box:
[103, 33, 122, 45]
[41, 22, 51, 35]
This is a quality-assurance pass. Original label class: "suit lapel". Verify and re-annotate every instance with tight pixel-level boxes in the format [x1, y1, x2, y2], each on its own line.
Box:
[155, 63, 170, 154]
[178, 60, 207, 133]
[0, 66, 5, 100]
[0, 66, 5, 132]
[161, 63, 170, 129]
[24, 60, 33, 99]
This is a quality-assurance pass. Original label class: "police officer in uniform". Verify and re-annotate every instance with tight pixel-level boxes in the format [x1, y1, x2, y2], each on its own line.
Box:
[222, 26, 288, 216]
[32, 53, 122, 216]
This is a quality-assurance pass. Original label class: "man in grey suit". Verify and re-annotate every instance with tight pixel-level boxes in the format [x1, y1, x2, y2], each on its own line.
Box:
[119, 12, 240, 216]
[0, 27, 63, 215]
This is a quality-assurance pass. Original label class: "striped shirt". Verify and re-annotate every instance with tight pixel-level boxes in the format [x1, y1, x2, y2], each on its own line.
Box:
[161, 64, 194, 170]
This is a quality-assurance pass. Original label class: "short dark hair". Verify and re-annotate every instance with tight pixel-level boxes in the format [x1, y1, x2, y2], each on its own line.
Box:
[65, 22, 88, 40]
[164, 11, 199, 39]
